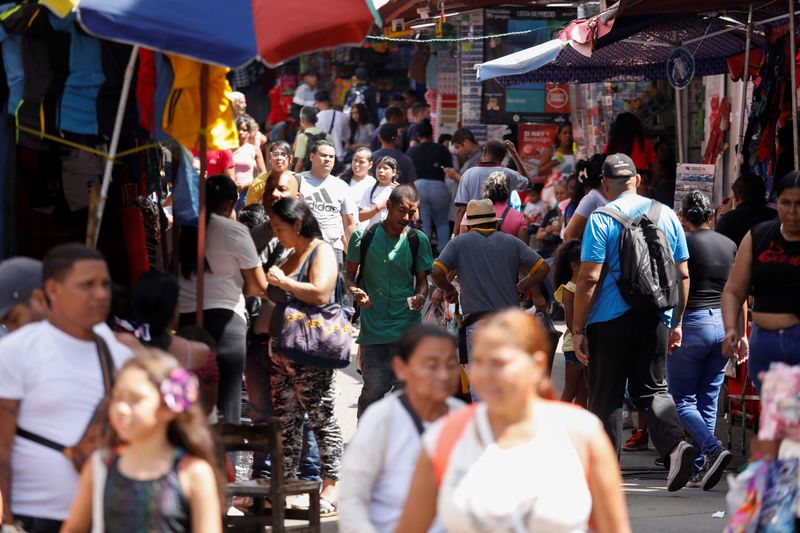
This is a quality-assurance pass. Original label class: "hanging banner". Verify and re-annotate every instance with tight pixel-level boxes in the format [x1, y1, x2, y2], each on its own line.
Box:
[518, 123, 557, 175]
[674, 163, 715, 212]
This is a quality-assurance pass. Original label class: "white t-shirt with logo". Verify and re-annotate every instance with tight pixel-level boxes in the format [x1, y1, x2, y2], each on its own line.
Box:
[300, 172, 357, 250]
[358, 183, 393, 229]
[0, 321, 132, 520]
[178, 213, 261, 319]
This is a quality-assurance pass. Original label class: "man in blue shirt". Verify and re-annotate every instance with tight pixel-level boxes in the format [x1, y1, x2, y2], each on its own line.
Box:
[572, 154, 693, 492]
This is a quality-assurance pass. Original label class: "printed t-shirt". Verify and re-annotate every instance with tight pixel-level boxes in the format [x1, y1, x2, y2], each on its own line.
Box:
[434, 229, 543, 315]
[581, 194, 689, 327]
[454, 164, 529, 206]
[422, 402, 596, 533]
[0, 321, 132, 520]
[347, 224, 433, 345]
[192, 148, 233, 176]
[178, 213, 261, 319]
[300, 171, 357, 251]
[358, 183, 393, 229]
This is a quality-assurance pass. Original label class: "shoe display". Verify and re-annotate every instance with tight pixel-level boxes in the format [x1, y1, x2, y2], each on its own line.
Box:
[700, 448, 732, 491]
[622, 429, 649, 451]
[667, 441, 697, 492]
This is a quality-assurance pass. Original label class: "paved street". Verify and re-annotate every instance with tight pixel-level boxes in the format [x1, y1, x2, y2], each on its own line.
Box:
[317, 325, 739, 532]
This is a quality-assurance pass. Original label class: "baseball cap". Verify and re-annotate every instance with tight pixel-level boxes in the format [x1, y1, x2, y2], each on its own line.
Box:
[602, 153, 637, 180]
[0, 257, 43, 320]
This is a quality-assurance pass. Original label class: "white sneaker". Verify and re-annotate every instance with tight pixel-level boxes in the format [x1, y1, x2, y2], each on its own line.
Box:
[667, 441, 697, 492]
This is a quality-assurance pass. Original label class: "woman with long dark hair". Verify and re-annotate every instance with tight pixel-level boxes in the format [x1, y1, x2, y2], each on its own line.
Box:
[177, 174, 267, 423]
[563, 153, 608, 241]
[347, 103, 375, 150]
[669, 191, 738, 491]
[723, 172, 800, 392]
[265, 197, 344, 516]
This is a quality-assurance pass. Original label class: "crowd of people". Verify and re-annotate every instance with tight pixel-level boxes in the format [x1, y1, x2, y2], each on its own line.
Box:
[0, 78, 799, 533]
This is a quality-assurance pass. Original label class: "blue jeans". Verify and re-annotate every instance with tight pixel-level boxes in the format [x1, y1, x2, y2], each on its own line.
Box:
[667, 308, 727, 471]
[749, 322, 800, 394]
[415, 179, 451, 250]
[357, 342, 401, 418]
[245, 334, 321, 481]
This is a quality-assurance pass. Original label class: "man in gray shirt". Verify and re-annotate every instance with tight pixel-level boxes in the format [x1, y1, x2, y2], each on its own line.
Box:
[432, 199, 549, 382]
[453, 139, 543, 233]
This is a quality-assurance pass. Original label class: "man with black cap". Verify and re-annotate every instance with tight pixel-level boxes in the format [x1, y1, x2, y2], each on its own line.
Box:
[572, 153, 694, 492]
[0, 258, 47, 334]
[371, 123, 417, 185]
[0, 244, 131, 532]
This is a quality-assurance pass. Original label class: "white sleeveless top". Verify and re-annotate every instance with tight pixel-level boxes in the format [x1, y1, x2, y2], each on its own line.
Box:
[423, 402, 597, 533]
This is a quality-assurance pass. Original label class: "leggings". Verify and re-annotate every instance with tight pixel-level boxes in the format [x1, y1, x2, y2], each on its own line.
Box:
[180, 308, 247, 423]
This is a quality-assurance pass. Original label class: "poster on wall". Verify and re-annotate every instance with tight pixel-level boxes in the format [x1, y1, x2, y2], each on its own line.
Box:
[674, 163, 715, 212]
[518, 124, 558, 175]
[481, 7, 576, 125]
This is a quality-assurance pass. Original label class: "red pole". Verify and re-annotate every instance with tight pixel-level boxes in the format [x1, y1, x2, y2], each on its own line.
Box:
[196, 64, 209, 327]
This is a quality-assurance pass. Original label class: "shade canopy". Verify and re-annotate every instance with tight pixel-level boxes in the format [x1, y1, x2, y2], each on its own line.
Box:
[474, 0, 793, 86]
[71, 0, 381, 67]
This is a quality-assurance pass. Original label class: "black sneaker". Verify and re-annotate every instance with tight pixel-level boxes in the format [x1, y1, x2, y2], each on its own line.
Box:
[686, 471, 703, 488]
[667, 441, 697, 492]
[700, 448, 732, 491]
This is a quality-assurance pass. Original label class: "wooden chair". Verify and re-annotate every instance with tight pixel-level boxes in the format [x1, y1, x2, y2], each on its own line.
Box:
[218, 421, 321, 533]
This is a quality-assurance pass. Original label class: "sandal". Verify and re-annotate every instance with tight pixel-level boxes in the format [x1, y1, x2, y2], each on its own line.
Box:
[319, 496, 338, 517]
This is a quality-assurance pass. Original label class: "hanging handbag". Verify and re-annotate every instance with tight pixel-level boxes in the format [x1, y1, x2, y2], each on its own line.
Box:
[269, 244, 354, 368]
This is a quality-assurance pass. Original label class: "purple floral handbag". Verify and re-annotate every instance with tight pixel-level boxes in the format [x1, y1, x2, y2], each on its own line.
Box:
[269, 245, 354, 368]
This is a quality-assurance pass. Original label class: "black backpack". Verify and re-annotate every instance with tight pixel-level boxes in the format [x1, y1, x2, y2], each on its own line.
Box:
[356, 223, 421, 285]
[596, 200, 679, 312]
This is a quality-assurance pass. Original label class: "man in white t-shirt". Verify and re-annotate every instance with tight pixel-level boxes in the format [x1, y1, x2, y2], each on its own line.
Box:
[299, 140, 357, 263]
[0, 244, 132, 532]
[315, 90, 350, 162]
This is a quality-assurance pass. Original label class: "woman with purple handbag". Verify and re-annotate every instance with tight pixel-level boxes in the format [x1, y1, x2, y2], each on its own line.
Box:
[265, 197, 350, 516]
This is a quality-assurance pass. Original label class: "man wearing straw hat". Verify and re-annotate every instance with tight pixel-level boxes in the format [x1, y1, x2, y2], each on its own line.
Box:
[432, 199, 548, 394]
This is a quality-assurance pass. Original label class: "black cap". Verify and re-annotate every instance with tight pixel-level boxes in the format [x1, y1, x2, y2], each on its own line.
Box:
[0, 257, 42, 320]
[378, 123, 399, 142]
[602, 153, 637, 180]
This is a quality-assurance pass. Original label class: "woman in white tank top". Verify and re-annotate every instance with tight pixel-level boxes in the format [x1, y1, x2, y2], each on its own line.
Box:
[394, 310, 631, 533]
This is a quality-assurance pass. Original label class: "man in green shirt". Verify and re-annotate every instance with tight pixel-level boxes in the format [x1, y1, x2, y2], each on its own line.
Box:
[293, 106, 333, 172]
[346, 185, 433, 417]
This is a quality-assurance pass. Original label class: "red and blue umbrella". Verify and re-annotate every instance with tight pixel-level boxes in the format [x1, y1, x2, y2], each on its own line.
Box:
[71, 0, 383, 67]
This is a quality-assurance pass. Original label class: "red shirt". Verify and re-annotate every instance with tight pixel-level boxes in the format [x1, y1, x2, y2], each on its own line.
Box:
[605, 138, 657, 171]
[192, 148, 233, 176]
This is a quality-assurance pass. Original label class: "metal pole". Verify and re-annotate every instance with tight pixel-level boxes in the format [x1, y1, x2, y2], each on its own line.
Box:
[196, 64, 209, 327]
[87, 45, 139, 249]
[675, 87, 685, 163]
[790, 0, 800, 170]
[736, 4, 754, 167]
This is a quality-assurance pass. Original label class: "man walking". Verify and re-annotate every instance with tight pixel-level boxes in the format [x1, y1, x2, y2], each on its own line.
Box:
[432, 199, 548, 373]
[300, 140, 357, 263]
[572, 153, 695, 492]
[293, 106, 333, 172]
[0, 244, 131, 532]
[315, 90, 349, 165]
[453, 139, 540, 233]
[346, 185, 433, 416]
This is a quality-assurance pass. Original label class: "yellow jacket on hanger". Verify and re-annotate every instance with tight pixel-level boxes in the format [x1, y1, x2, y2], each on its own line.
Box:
[163, 55, 238, 151]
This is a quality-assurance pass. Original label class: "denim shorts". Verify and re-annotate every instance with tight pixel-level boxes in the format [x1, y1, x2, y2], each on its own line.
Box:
[564, 350, 583, 366]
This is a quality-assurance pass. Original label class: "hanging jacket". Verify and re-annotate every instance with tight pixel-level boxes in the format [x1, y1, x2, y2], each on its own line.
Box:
[162, 55, 237, 151]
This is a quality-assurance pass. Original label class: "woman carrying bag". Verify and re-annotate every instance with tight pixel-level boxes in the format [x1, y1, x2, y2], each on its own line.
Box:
[265, 197, 347, 516]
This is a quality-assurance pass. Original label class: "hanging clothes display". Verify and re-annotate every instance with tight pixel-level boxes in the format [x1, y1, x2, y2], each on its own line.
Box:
[60, 145, 105, 211]
[0, 3, 24, 115]
[162, 55, 238, 151]
[98, 40, 141, 140]
[135, 48, 156, 134]
[49, 12, 105, 135]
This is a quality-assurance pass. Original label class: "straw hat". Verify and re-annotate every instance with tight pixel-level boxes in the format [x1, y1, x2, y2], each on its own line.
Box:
[463, 199, 499, 226]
